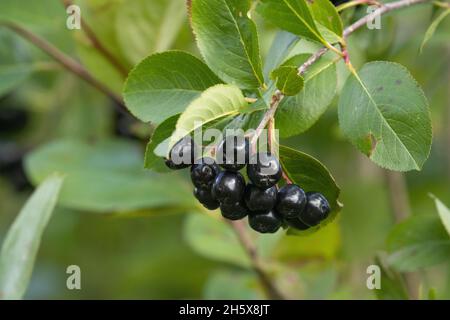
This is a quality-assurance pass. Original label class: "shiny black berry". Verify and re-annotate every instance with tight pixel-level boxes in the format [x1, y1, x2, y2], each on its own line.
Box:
[248, 210, 282, 234]
[194, 187, 220, 210]
[285, 217, 311, 231]
[220, 201, 248, 220]
[216, 134, 250, 171]
[247, 153, 282, 189]
[276, 184, 307, 219]
[165, 136, 198, 170]
[191, 157, 221, 188]
[299, 192, 331, 226]
[211, 171, 246, 204]
[244, 184, 277, 212]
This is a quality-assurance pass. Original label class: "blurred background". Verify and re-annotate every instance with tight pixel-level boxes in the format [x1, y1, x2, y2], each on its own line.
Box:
[0, 0, 449, 299]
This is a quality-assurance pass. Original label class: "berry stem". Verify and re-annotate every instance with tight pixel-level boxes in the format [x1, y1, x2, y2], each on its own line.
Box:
[282, 171, 293, 185]
[227, 220, 288, 300]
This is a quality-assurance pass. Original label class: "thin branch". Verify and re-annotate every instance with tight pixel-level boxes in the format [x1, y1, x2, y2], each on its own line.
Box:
[1, 21, 127, 112]
[61, 0, 129, 77]
[228, 220, 287, 300]
[251, 90, 284, 146]
[344, 0, 430, 37]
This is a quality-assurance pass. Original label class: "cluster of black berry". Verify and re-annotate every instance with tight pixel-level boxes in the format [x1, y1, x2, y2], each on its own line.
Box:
[165, 135, 331, 234]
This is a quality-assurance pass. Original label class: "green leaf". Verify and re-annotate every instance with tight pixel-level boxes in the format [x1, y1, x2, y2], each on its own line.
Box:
[169, 84, 247, 149]
[189, 0, 264, 89]
[308, 0, 343, 38]
[373, 254, 409, 300]
[420, 9, 450, 53]
[144, 114, 180, 171]
[263, 31, 299, 81]
[115, 0, 186, 64]
[279, 145, 341, 234]
[257, 0, 325, 44]
[276, 54, 337, 138]
[430, 194, 450, 237]
[0, 174, 64, 300]
[123, 51, 222, 124]
[271, 65, 304, 96]
[387, 214, 450, 272]
[24, 139, 193, 213]
[338, 61, 432, 172]
[184, 213, 251, 268]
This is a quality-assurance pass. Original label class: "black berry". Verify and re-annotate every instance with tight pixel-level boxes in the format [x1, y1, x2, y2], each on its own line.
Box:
[244, 184, 277, 212]
[220, 201, 248, 220]
[216, 134, 250, 171]
[165, 136, 198, 170]
[285, 217, 311, 231]
[248, 210, 282, 234]
[299, 192, 331, 226]
[211, 171, 246, 204]
[276, 184, 307, 219]
[191, 157, 221, 188]
[194, 187, 220, 210]
[247, 153, 282, 189]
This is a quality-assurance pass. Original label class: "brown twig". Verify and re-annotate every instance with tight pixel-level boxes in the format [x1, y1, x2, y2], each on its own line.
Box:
[61, 0, 129, 77]
[228, 220, 287, 300]
[0, 21, 127, 112]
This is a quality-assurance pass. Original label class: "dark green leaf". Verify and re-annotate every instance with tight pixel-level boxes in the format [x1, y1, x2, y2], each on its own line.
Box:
[257, 0, 325, 44]
[189, 0, 264, 89]
[271, 65, 304, 96]
[123, 51, 222, 124]
[338, 61, 432, 171]
[308, 0, 343, 38]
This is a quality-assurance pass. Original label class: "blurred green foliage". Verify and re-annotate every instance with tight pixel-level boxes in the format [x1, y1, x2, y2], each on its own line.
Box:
[0, 0, 450, 300]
